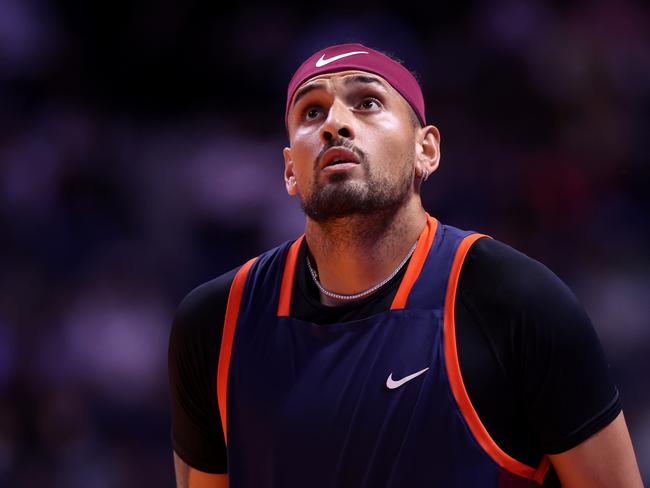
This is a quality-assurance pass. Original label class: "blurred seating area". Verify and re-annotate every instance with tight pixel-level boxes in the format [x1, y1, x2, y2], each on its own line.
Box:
[0, 1, 648, 486]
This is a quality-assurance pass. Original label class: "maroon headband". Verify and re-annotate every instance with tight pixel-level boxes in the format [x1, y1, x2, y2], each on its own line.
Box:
[285, 43, 426, 128]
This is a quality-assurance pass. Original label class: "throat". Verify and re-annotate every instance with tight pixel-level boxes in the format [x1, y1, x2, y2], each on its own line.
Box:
[303, 202, 427, 305]
[305, 240, 417, 304]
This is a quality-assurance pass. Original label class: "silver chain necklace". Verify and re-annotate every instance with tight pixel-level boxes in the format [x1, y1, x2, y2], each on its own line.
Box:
[306, 242, 418, 301]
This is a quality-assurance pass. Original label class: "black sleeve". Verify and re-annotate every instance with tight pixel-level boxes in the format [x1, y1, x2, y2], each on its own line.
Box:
[168, 267, 240, 473]
[456, 237, 621, 465]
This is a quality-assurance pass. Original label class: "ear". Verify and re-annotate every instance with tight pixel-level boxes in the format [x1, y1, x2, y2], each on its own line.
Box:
[283, 147, 298, 196]
[415, 125, 441, 179]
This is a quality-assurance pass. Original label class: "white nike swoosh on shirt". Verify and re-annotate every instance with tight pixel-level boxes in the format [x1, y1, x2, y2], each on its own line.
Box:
[386, 367, 430, 390]
[315, 51, 369, 67]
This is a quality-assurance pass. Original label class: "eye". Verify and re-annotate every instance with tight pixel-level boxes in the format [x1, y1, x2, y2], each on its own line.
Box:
[357, 97, 382, 111]
[304, 106, 324, 120]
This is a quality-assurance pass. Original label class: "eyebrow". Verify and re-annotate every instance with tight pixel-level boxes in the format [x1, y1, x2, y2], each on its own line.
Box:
[292, 81, 327, 109]
[344, 75, 388, 91]
[291, 75, 388, 109]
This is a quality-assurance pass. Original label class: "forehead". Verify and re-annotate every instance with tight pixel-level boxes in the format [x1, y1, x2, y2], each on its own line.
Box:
[290, 70, 398, 106]
[299, 69, 391, 88]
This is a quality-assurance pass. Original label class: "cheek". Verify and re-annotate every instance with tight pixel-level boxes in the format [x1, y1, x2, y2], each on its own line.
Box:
[290, 139, 318, 176]
[289, 144, 320, 192]
[366, 128, 413, 174]
[366, 110, 413, 152]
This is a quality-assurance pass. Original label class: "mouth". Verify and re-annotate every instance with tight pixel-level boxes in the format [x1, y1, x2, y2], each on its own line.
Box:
[319, 147, 361, 172]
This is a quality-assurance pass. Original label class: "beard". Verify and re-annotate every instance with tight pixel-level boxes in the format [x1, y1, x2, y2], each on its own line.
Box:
[300, 146, 415, 223]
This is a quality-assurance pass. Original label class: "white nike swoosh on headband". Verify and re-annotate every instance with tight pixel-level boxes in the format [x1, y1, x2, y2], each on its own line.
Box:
[315, 51, 369, 67]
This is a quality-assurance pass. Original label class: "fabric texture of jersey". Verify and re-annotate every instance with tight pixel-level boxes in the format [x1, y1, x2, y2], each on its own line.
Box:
[220, 216, 549, 487]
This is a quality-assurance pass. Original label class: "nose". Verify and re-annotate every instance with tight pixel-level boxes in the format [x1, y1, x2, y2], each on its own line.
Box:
[320, 99, 354, 144]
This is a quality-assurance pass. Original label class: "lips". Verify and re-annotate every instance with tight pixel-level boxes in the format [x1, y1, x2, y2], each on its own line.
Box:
[319, 147, 360, 170]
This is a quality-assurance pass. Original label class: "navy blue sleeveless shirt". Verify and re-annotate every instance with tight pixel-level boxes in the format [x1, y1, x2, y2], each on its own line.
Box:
[217, 216, 550, 487]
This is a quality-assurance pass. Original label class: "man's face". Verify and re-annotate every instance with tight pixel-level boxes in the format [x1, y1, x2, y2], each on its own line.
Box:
[283, 70, 420, 223]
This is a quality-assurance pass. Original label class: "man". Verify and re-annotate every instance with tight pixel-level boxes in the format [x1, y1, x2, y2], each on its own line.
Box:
[168, 43, 642, 487]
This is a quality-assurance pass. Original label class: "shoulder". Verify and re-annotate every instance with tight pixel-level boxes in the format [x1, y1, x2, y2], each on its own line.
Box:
[169, 266, 241, 359]
[460, 235, 580, 313]
[176, 268, 240, 327]
[456, 234, 600, 379]
[456, 234, 621, 458]
[170, 237, 298, 346]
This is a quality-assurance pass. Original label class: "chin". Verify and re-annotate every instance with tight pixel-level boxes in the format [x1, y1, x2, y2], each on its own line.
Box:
[326, 172, 350, 184]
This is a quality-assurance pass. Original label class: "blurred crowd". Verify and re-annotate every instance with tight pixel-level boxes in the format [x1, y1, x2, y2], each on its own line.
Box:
[1, 0, 648, 486]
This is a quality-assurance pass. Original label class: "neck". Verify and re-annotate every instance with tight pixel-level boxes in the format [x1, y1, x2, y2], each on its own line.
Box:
[304, 198, 427, 306]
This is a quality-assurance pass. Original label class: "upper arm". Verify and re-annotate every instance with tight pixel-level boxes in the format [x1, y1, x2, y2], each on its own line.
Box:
[479, 241, 640, 482]
[174, 451, 229, 488]
[458, 238, 627, 468]
[168, 268, 240, 475]
[548, 411, 643, 487]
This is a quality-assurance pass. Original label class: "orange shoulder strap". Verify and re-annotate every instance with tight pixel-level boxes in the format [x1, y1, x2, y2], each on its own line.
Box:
[443, 233, 550, 484]
[216, 257, 257, 445]
[277, 236, 304, 317]
[390, 215, 438, 309]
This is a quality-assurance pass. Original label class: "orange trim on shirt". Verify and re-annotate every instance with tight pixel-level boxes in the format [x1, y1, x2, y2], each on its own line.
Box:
[217, 257, 257, 446]
[277, 236, 305, 317]
[533, 456, 551, 484]
[390, 214, 438, 310]
[443, 233, 550, 483]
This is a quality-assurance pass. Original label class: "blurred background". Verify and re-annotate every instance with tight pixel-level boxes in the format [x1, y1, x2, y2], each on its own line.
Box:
[1, 0, 648, 486]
